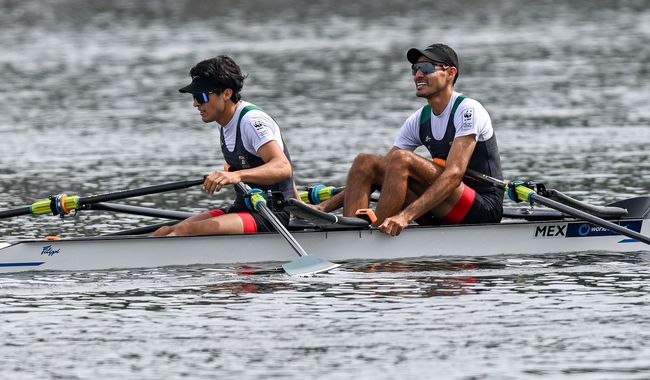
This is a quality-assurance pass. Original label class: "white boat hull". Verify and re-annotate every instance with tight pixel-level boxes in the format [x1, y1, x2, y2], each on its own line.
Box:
[1, 218, 648, 273]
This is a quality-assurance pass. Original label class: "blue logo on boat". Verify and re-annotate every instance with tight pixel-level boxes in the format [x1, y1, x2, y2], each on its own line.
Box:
[578, 224, 591, 236]
[567, 220, 642, 238]
[41, 245, 60, 256]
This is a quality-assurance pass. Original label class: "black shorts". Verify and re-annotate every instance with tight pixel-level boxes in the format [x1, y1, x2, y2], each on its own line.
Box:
[460, 190, 503, 224]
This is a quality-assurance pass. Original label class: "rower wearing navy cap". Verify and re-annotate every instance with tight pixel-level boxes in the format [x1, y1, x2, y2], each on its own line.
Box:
[154, 55, 295, 237]
[318, 43, 504, 236]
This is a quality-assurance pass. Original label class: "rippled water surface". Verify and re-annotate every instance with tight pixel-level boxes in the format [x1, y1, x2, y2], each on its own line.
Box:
[1, 0, 650, 378]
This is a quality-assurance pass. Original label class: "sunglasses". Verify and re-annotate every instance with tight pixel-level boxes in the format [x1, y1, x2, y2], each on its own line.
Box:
[192, 92, 212, 105]
[411, 62, 450, 76]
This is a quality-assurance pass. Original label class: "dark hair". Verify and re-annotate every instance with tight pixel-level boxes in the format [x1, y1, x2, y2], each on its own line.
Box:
[189, 55, 246, 103]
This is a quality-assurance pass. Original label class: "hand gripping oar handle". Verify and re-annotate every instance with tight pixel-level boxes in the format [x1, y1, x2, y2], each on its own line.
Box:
[432, 158, 650, 246]
[235, 182, 339, 276]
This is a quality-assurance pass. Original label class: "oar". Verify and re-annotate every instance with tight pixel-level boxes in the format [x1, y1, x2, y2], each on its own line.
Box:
[0, 178, 205, 219]
[433, 158, 650, 245]
[104, 221, 179, 236]
[297, 185, 380, 204]
[298, 185, 343, 204]
[87, 202, 195, 220]
[235, 182, 340, 276]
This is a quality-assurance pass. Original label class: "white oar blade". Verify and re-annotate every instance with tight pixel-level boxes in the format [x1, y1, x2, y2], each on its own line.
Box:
[282, 256, 340, 276]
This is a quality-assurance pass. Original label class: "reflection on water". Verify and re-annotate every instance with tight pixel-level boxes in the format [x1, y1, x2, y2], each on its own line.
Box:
[5, 252, 645, 302]
[2, 252, 650, 378]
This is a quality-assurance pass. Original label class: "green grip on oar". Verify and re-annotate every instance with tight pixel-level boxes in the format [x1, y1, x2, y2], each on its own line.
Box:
[244, 188, 267, 212]
[30, 199, 54, 215]
[299, 185, 337, 204]
[29, 194, 81, 216]
[249, 191, 267, 212]
[507, 181, 535, 204]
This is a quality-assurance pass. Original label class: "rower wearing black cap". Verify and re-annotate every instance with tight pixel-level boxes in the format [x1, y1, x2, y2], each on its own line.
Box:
[154, 55, 295, 237]
[317, 43, 504, 236]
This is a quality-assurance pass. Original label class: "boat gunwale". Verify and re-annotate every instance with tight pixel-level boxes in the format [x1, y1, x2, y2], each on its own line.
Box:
[1, 214, 647, 247]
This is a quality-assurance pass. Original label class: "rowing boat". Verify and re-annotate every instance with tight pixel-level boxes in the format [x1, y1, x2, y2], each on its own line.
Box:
[1, 196, 648, 273]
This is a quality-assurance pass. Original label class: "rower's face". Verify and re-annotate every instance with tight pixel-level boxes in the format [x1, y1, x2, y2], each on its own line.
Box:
[194, 89, 232, 123]
[412, 57, 455, 98]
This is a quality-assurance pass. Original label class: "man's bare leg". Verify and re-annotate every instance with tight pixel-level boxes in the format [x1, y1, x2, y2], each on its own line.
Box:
[343, 153, 388, 217]
[152, 212, 213, 236]
[167, 213, 245, 236]
[374, 149, 464, 224]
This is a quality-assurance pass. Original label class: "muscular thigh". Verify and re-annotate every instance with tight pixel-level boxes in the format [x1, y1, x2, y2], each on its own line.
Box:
[397, 153, 464, 215]
[401, 153, 441, 193]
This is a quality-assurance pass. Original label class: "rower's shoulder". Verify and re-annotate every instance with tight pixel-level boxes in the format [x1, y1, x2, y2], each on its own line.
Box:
[453, 95, 492, 122]
[239, 103, 277, 126]
[455, 94, 485, 108]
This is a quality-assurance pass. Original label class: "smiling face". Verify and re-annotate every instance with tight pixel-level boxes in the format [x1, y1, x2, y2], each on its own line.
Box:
[413, 56, 457, 100]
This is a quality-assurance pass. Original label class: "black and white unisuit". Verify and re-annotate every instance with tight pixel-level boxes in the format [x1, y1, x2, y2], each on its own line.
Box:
[393, 92, 504, 224]
[211, 101, 294, 232]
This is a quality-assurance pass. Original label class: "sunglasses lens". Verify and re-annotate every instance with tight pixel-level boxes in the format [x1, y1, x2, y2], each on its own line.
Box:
[192, 93, 209, 104]
[411, 62, 436, 75]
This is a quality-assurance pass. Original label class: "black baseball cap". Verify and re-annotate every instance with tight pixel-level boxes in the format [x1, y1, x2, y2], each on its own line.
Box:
[178, 76, 222, 94]
[407, 43, 460, 79]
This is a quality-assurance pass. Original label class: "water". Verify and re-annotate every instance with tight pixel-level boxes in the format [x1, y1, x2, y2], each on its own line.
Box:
[1, 0, 649, 378]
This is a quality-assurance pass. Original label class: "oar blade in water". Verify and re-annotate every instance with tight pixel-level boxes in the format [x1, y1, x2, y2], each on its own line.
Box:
[282, 256, 340, 276]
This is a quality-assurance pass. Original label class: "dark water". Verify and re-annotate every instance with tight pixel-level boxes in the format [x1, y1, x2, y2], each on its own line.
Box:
[1, 0, 650, 378]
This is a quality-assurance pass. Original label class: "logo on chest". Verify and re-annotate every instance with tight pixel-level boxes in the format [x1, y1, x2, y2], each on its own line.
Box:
[239, 155, 249, 168]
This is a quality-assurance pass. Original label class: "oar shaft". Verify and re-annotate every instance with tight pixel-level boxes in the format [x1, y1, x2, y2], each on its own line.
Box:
[235, 183, 307, 257]
[0, 178, 206, 219]
[258, 201, 308, 257]
[0, 206, 32, 219]
[79, 179, 205, 205]
[433, 158, 649, 245]
[235, 182, 339, 276]
[530, 193, 650, 245]
[87, 203, 195, 220]
[433, 158, 506, 187]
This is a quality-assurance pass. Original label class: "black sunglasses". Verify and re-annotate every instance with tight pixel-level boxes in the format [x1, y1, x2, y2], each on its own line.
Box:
[192, 92, 212, 105]
[411, 62, 450, 76]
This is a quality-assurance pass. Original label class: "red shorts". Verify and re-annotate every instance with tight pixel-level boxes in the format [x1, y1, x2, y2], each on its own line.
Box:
[208, 209, 258, 234]
[443, 185, 476, 224]
[208, 204, 291, 233]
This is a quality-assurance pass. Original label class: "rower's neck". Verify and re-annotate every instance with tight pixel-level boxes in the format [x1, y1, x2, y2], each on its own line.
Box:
[217, 101, 239, 127]
[428, 87, 454, 116]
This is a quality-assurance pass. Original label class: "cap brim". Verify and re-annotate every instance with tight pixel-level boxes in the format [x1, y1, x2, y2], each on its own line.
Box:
[406, 48, 451, 66]
[178, 76, 219, 93]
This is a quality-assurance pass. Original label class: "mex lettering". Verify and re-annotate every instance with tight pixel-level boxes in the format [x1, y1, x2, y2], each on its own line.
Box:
[534, 225, 566, 237]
